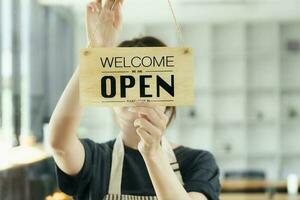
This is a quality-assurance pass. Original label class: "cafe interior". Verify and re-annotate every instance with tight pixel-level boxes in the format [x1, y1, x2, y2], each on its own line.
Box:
[0, 0, 300, 199]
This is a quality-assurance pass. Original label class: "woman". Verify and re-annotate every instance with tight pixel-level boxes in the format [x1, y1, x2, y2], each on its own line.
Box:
[48, 0, 221, 200]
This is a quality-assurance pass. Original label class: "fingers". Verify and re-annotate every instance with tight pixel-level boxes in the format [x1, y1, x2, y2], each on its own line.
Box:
[104, 0, 115, 10]
[113, 0, 124, 8]
[134, 118, 162, 139]
[117, 0, 124, 5]
[104, 0, 124, 10]
[136, 128, 152, 145]
[87, 2, 101, 13]
[129, 107, 167, 131]
[88, 0, 122, 13]
[135, 101, 166, 114]
[134, 101, 168, 121]
[112, 1, 121, 27]
[111, 0, 117, 10]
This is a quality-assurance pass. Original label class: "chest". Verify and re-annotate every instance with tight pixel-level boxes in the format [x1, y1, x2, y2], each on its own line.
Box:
[120, 153, 155, 194]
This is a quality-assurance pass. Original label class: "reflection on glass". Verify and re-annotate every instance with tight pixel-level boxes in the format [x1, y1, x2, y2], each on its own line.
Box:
[20, 0, 31, 143]
[1, 0, 13, 148]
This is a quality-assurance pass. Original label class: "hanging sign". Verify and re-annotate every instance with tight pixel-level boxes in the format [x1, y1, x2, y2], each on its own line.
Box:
[79, 47, 194, 106]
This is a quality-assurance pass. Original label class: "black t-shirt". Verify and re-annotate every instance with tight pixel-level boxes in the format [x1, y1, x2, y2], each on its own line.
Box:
[56, 138, 221, 200]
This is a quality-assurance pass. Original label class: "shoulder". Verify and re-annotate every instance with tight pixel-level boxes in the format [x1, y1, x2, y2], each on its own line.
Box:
[174, 145, 216, 161]
[55, 138, 116, 196]
[174, 146, 218, 172]
[175, 146, 221, 199]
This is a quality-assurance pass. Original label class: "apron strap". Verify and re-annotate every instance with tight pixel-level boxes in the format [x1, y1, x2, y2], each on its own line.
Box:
[108, 134, 124, 194]
[161, 136, 184, 184]
[108, 133, 184, 195]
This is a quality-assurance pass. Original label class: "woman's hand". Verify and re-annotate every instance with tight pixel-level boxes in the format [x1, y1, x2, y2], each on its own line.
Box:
[86, 0, 123, 47]
[129, 102, 169, 157]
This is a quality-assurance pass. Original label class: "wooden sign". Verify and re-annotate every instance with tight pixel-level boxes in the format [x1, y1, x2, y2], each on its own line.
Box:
[79, 47, 195, 106]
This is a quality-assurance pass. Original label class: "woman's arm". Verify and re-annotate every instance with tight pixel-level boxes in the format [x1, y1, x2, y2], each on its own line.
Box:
[143, 148, 207, 200]
[48, 67, 85, 176]
[48, 0, 123, 176]
[130, 102, 208, 200]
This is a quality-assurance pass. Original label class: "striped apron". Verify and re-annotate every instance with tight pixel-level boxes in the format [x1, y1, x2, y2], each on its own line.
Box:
[102, 134, 184, 200]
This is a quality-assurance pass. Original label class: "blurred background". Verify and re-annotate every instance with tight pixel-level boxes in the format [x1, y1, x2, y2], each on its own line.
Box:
[0, 0, 300, 199]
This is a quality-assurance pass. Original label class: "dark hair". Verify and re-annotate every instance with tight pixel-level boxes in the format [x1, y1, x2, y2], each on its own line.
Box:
[118, 36, 176, 127]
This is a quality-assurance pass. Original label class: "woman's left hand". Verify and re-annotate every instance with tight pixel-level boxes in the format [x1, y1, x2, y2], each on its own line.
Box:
[128, 101, 169, 157]
[86, 0, 123, 47]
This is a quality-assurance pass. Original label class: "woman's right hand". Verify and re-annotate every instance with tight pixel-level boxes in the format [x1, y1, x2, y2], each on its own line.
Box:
[86, 0, 123, 47]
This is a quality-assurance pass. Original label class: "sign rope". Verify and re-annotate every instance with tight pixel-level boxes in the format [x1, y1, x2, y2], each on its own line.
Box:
[166, 0, 185, 46]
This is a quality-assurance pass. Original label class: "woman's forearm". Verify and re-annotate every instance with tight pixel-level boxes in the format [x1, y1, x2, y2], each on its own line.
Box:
[143, 147, 191, 200]
[131, 102, 207, 200]
[143, 147, 207, 200]
[48, 66, 83, 150]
